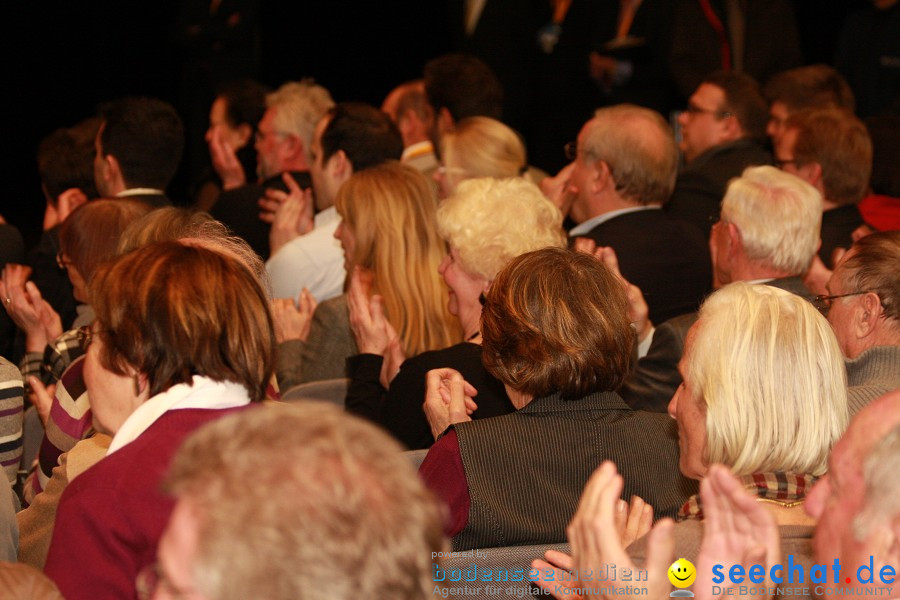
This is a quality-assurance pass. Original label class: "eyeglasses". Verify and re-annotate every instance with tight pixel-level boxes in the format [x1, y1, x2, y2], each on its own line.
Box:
[56, 253, 72, 270]
[76, 325, 96, 352]
[684, 102, 732, 120]
[136, 562, 198, 600]
[814, 290, 874, 311]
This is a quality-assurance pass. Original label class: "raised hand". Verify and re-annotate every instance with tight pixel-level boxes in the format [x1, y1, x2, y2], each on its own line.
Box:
[272, 288, 317, 343]
[208, 127, 246, 191]
[540, 162, 578, 217]
[423, 368, 478, 439]
[694, 464, 782, 600]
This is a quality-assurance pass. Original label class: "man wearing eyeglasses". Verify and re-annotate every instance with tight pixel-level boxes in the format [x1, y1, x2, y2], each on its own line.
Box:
[666, 71, 772, 239]
[822, 231, 900, 415]
[773, 107, 871, 268]
[212, 80, 334, 261]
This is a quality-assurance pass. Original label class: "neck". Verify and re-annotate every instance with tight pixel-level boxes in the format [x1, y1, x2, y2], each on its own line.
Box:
[763, 502, 816, 527]
[731, 260, 796, 283]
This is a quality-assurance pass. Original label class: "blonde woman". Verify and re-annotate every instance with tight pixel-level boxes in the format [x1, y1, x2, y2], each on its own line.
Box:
[434, 116, 542, 198]
[274, 161, 460, 389]
[346, 177, 566, 450]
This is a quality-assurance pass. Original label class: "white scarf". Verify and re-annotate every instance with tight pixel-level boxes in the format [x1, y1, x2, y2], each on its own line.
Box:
[107, 375, 251, 455]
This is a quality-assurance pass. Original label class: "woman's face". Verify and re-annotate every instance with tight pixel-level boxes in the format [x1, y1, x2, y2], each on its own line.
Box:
[667, 322, 709, 480]
[438, 247, 487, 332]
[61, 254, 88, 303]
[205, 97, 250, 152]
[84, 324, 145, 436]
[334, 219, 357, 273]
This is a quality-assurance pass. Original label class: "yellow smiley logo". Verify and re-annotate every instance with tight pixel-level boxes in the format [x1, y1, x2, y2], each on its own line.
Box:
[668, 558, 696, 588]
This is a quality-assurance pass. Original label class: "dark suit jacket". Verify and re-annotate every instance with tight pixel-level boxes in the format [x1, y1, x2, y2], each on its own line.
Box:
[212, 171, 311, 260]
[666, 139, 772, 239]
[574, 208, 712, 324]
[619, 276, 815, 412]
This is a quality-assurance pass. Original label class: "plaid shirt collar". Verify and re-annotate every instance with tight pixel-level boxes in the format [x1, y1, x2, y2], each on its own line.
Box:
[678, 471, 819, 520]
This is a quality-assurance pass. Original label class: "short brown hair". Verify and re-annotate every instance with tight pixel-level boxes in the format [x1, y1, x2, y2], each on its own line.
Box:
[763, 64, 855, 114]
[166, 403, 446, 600]
[481, 247, 634, 400]
[788, 107, 872, 206]
[89, 241, 275, 401]
[59, 199, 154, 286]
[703, 71, 769, 142]
[839, 231, 900, 323]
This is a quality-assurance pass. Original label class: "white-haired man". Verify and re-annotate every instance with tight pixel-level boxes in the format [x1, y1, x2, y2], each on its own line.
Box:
[212, 80, 334, 261]
[621, 165, 821, 410]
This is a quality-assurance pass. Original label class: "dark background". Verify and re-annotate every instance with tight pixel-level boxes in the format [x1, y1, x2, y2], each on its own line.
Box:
[2, 0, 867, 252]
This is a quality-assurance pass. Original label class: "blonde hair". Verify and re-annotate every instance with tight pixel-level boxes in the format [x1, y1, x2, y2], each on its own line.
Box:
[722, 166, 822, 274]
[687, 283, 848, 476]
[335, 161, 461, 355]
[437, 177, 565, 281]
[167, 403, 447, 600]
[439, 116, 526, 193]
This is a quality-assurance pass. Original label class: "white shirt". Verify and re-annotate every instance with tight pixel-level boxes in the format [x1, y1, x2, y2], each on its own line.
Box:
[107, 376, 250, 455]
[265, 206, 346, 302]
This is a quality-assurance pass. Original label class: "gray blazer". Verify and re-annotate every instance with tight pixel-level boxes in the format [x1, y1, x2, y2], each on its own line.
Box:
[275, 295, 358, 391]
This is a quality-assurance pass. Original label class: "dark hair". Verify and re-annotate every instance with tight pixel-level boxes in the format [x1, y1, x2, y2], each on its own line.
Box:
[37, 118, 101, 201]
[59, 199, 154, 287]
[320, 102, 403, 171]
[216, 79, 270, 131]
[763, 64, 855, 113]
[481, 247, 634, 400]
[788, 107, 872, 206]
[423, 54, 503, 122]
[703, 71, 768, 143]
[98, 97, 184, 190]
[90, 241, 276, 401]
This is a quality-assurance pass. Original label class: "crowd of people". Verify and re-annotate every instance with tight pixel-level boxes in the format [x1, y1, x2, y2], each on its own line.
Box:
[0, 2, 898, 598]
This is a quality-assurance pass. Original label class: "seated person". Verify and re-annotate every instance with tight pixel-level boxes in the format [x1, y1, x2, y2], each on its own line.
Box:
[536, 282, 849, 594]
[420, 247, 695, 550]
[345, 177, 565, 449]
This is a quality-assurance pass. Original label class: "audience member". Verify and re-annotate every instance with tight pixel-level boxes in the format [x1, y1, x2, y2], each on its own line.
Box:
[621, 166, 821, 411]
[824, 231, 900, 415]
[421, 247, 695, 550]
[345, 177, 565, 449]
[211, 80, 334, 259]
[264, 102, 403, 303]
[149, 402, 446, 600]
[44, 240, 275, 598]
[0, 357, 23, 490]
[762, 64, 855, 144]
[550, 389, 900, 600]
[433, 116, 530, 198]
[0, 454, 18, 559]
[0, 223, 25, 359]
[194, 79, 270, 211]
[546, 104, 711, 324]
[423, 53, 504, 144]
[16, 209, 263, 570]
[536, 282, 848, 597]
[666, 71, 771, 238]
[775, 107, 872, 266]
[0, 562, 63, 599]
[93, 97, 184, 207]
[381, 80, 438, 175]
[273, 161, 458, 390]
[25, 118, 101, 340]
